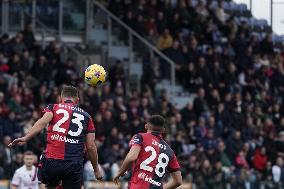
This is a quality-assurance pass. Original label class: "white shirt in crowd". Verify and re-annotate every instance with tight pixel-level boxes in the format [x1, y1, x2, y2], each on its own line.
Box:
[11, 165, 39, 189]
[272, 165, 281, 183]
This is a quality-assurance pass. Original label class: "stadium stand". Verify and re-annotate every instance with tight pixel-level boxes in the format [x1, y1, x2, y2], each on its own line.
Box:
[1, 0, 284, 188]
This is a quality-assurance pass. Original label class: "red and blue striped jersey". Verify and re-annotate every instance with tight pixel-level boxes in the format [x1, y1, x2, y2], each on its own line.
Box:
[42, 101, 95, 163]
[128, 132, 180, 189]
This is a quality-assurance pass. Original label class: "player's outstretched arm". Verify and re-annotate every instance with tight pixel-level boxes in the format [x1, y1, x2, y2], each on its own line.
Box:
[163, 171, 182, 189]
[86, 132, 103, 180]
[9, 112, 53, 147]
[113, 146, 141, 185]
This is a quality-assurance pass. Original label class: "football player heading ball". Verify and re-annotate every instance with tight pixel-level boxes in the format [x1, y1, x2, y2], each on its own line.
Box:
[9, 85, 103, 189]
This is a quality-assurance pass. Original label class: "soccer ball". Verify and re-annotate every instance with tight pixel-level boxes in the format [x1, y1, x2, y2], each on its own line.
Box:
[84, 64, 106, 86]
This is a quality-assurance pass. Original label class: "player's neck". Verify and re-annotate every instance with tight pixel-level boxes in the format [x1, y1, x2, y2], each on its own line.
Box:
[147, 130, 161, 135]
[62, 99, 75, 104]
[25, 165, 32, 171]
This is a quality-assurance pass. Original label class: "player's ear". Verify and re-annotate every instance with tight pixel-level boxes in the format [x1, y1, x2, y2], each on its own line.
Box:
[162, 127, 166, 133]
[145, 124, 148, 130]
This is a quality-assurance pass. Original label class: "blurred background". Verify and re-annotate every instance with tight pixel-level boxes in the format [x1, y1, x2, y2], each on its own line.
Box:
[0, 0, 284, 188]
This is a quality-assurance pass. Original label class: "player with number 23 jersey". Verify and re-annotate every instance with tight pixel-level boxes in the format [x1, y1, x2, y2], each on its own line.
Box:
[43, 101, 94, 161]
[9, 86, 102, 189]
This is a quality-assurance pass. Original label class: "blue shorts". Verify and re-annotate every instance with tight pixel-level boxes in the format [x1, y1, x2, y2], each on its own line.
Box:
[38, 155, 83, 189]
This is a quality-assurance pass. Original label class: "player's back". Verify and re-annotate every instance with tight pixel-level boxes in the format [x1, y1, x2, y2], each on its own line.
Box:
[43, 101, 95, 162]
[129, 132, 180, 189]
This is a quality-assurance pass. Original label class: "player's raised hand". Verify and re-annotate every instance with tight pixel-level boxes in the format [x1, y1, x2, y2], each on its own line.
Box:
[8, 137, 27, 147]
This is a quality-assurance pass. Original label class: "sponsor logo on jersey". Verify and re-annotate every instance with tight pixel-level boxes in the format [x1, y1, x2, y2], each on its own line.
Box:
[138, 172, 161, 187]
[51, 134, 79, 144]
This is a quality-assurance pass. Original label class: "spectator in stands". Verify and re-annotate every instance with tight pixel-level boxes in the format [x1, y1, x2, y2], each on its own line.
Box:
[10, 153, 23, 176]
[275, 132, 284, 159]
[0, 34, 11, 56]
[21, 23, 36, 51]
[272, 157, 284, 186]
[9, 33, 25, 55]
[133, 14, 147, 36]
[193, 88, 208, 117]
[211, 161, 226, 189]
[235, 150, 250, 169]
[226, 131, 244, 161]
[155, 11, 167, 34]
[0, 92, 9, 118]
[157, 28, 173, 50]
[199, 159, 213, 189]
[164, 40, 185, 82]
[0, 136, 15, 178]
[214, 1, 227, 25]
[217, 140, 232, 174]
[260, 33, 274, 55]
[194, 117, 207, 142]
[253, 147, 268, 171]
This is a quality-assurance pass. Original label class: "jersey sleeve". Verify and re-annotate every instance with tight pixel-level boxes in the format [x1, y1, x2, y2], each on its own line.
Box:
[42, 104, 53, 113]
[11, 170, 21, 186]
[129, 134, 143, 148]
[86, 118, 95, 133]
[167, 154, 180, 172]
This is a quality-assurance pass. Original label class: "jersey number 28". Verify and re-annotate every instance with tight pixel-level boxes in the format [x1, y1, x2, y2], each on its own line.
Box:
[53, 109, 84, 136]
[140, 146, 169, 177]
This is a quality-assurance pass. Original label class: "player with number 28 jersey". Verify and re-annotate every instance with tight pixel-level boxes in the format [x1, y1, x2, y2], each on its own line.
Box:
[113, 115, 182, 189]
[128, 132, 180, 188]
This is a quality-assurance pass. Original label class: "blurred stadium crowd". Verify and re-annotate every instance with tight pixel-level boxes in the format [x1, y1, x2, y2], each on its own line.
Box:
[0, 0, 284, 189]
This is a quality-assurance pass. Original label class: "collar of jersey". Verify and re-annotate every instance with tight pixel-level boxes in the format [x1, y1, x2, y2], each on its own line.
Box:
[150, 131, 162, 138]
[63, 100, 75, 104]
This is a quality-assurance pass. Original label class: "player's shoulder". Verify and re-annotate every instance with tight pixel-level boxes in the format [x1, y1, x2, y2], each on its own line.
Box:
[161, 139, 176, 156]
[164, 140, 175, 151]
[15, 165, 26, 173]
[135, 133, 148, 140]
[43, 104, 55, 111]
[137, 132, 147, 137]
[129, 133, 144, 146]
[132, 132, 157, 143]
[131, 133, 144, 141]
[81, 108, 92, 119]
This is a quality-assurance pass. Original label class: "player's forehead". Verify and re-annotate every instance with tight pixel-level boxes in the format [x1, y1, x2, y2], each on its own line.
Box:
[24, 155, 34, 160]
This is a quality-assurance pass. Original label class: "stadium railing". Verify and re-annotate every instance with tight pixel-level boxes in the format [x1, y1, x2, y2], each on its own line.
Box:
[1, 0, 178, 94]
[91, 0, 177, 95]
